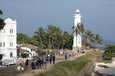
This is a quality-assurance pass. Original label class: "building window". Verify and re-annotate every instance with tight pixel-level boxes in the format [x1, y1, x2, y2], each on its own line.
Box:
[10, 42, 13, 47]
[0, 42, 5, 47]
[0, 54, 3, 60]
[0, 42, 2, 47]
[3, 42, 5, 47]
[10, 52, 13, 58]
[10, 29, 13, 34]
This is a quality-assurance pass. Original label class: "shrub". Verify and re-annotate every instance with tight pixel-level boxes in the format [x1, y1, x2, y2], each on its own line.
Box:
[21, 53, 29, 58]
[103, 45, 115, 60]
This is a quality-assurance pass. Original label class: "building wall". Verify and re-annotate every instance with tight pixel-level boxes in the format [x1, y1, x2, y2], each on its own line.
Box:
[0, 18, 17, 60]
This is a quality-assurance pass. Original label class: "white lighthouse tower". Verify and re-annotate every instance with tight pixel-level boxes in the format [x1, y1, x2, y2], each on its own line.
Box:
[73, 9, 82, 52]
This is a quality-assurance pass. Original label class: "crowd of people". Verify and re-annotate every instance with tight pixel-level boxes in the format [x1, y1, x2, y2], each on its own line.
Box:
[16, 54, 56, 72]
[16, 50, 74, 72]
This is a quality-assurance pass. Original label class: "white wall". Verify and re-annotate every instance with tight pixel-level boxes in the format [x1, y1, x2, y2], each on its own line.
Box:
[0, 18, 17, 61]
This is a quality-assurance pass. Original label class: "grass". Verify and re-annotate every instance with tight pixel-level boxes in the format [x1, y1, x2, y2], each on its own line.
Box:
[37, 51, 99, 76]
[101, 59, 112, 63]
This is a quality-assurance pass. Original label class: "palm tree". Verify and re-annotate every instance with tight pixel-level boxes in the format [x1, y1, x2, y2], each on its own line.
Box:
[17, 33, 30, 44]
[95, 34, 103, 44]
[0, 10, 3, 15]
[0, 9, 5, 30]
[74, 23, 85, 34]
[47, 25, 55, 49]
[34, 27, 46, 49]
[83, 30, 103, 48]
[83, 30, 95, 48]
[47, 25, 62, 49]
[62, 32, 72, 49]
[74, 22, 103, 48]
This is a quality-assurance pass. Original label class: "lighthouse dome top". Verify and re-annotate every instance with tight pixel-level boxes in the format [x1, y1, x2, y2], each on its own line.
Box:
[75, 9, 80, 14]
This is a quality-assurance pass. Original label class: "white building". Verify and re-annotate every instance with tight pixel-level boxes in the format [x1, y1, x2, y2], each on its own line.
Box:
[0, 18, 17, 65]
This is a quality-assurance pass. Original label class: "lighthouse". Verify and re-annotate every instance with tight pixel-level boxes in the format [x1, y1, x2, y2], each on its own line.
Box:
[73, 9, 82, 52]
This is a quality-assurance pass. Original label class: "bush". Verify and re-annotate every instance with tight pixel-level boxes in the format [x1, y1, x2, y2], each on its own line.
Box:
[103, 54, 112, 60]
[102, 45, 115, 60]
[21, 53, 29, 58]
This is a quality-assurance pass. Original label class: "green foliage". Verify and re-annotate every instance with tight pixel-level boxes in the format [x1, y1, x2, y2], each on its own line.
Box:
[29, 35, 39, 46]
[62, 32, 73, 49]
[34, 27, 48, 48]
[33, 25, 73, 49]
[75, 23, 85, 33]
[0, 9, 3, 15]
[83, 30, 103, 48]
[103, 45, 115, 60]
[17, 24, 102, 50]
[74, 23, 103, 48]
[21, 53, 29, 58]
[0, 18, 5, 30]
[17, 33, 31, 44]
[0, 9, 5, 30]
[47, 25, 62, 49]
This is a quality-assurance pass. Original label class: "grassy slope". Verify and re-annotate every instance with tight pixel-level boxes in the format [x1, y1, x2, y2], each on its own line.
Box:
[37, 51, 99, 76]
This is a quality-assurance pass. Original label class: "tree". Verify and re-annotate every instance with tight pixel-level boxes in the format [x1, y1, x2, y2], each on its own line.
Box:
[73, 23, 103, 48]
[47, 25, 62, 49]
[0, 9, 5, 30]
[73, 23, 85, 34]
[29, 35, 39, 46]
[103, 45, 115, 60]
[33, 25, 73, 49]
[95, 34, 103, 44]
[84, 30, 94, 47]
[17, 33, 30, 44]
[32, 24, 102, 50]
[82, 30, 103, 48]
[62, 32, 72, 49]
[0, 10, 3, 14]
[34, 27, 47, 48]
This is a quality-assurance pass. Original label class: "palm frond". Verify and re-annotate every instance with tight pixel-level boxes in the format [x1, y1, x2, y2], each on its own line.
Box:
[0, 10, 3, 15]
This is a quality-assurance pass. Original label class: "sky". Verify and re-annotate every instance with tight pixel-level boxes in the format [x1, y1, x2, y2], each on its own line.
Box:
[0, 0, 115, 42]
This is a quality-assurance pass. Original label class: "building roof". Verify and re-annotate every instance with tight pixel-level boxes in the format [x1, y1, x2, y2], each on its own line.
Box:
[21, 44, 38, 50]
[4, 18, 16, 24]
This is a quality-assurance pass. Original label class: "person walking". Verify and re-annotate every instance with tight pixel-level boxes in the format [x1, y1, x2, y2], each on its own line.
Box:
[49, 54, 52, 64]
[36, 58, 39, 69]
[47, 54, 50, 63]
[46, 56, 49, 63]
[52, 54, 55, 64]
[25, 59, 29, 70]
[64, 52, 68, 60]
[25, 59, 29, 66]
[31, 60, 36, 72]
[43, 57, 47, 69]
